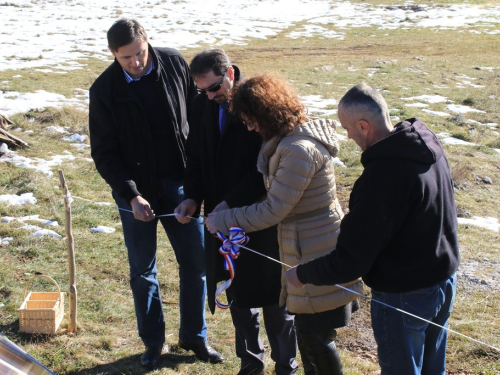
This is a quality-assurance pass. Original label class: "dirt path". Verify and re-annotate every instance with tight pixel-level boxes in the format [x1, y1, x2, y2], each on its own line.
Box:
[337, 297, 378, 363]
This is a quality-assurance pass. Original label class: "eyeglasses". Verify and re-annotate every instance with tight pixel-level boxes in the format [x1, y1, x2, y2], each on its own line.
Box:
[197, 70, 227, 94]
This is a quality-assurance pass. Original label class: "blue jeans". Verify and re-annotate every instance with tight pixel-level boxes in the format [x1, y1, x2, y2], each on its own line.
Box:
[371, 274, 457, 375]
[113, 177, 207, 347]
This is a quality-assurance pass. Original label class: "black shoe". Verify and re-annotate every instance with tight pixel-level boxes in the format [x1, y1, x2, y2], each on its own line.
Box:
[178, 340, 224, 363]
[237, 364, 265, 375]
[140, 345, 163, 368]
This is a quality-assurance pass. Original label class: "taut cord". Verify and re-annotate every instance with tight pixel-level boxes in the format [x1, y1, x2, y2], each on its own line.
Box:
[67, 194, 500, 352]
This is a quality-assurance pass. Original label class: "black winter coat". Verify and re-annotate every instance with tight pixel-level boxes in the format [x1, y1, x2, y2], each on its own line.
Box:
[184, 67, 281, 313]
[89, 45, 197, 203]
[297, 118, 460, 293]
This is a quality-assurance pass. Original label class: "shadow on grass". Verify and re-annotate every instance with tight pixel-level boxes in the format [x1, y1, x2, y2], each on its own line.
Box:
[0, 322, 200, 375]
[0, 322, 18, 335]
[67, 352, 199, 375]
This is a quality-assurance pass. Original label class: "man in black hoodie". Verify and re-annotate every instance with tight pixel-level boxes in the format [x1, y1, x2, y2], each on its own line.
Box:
[286, 83, 460, 375]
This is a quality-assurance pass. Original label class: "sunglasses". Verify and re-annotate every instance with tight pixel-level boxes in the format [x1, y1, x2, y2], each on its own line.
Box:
[197, 70, 227, 94]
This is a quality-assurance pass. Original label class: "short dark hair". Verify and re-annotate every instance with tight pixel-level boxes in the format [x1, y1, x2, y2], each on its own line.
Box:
[190, 48, 231, 77]
[339, 82, 387, 119]
[107, 19, 147, 52]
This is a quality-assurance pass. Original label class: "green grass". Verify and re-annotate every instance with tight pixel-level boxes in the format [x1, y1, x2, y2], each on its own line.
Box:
[1, 2, 500, 374]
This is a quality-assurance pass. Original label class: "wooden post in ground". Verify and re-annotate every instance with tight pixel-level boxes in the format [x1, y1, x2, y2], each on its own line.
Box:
[58, 170, 77, 333]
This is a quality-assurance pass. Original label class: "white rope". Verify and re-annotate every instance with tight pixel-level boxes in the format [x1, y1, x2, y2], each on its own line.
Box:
[67, 194, 500, 352]
[70, 195, 200, 220]
[250, 244, 500, 352]
[236, 241, 500, 353]
[117, 208, 188, 219]
[239, 244, 291, 268]
[332, 283, 500, 352]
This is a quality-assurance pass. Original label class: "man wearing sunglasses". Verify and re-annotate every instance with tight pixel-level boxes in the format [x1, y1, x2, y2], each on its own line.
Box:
[89, 19, 223, 369]
[175, 49, 298, 375]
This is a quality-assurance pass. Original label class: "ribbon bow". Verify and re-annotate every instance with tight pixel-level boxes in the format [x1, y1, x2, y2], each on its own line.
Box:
[215, 226, 249, 309]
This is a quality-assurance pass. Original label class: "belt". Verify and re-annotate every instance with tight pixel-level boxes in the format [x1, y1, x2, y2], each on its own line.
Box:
[282, 201, 339, 224]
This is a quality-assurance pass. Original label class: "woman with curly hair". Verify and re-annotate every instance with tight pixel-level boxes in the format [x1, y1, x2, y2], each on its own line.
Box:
[205, 74, 363, 375]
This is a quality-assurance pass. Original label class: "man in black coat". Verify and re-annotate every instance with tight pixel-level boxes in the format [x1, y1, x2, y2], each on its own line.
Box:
[175, 49, 298, 375]
[89, 19, 222, 368]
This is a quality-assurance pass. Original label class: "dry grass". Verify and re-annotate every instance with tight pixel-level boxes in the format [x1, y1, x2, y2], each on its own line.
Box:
[1, 2, 500, 374]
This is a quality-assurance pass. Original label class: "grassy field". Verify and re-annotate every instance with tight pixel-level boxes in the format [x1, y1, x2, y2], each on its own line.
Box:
[1, 1, 500, 374]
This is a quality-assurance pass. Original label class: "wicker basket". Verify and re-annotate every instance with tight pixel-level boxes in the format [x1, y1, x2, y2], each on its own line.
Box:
[18, 275, 64, 335]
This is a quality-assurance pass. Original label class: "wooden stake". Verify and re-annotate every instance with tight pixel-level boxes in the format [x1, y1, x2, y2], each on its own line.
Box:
[58, 170, 77, 332]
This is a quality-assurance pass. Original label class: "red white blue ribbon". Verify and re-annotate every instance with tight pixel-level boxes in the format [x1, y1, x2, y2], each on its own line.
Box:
[215, 226, 249, 309]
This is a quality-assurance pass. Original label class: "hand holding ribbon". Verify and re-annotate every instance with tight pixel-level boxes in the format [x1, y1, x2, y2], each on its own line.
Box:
[205, 212, 218, 234]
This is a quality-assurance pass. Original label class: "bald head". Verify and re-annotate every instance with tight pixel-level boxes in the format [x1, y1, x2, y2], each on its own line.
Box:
[338, 83, 393, 151]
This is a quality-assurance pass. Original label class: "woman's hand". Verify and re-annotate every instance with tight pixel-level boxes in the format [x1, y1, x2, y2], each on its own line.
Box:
[205, 213, 219, 234]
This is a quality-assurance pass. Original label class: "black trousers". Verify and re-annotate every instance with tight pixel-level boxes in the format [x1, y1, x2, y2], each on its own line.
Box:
[230, 303, 298, 375]
[293, 302, 358, 375]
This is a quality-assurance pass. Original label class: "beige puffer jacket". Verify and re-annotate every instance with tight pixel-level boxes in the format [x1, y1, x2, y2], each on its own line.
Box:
[214, 118, 364, 314]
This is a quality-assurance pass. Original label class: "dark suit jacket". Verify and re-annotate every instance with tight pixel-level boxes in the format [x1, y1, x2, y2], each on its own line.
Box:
[184, 66, 281, 313]
[89, 45, 196, 202]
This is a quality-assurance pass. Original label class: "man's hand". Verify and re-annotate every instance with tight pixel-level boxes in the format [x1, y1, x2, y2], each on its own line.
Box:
[285, 266, 305, 289]
[174, 199, 198, 224]
[212, 200, 229, 213]
[205, 213, 219, 235]
[130, 196, 155, 222]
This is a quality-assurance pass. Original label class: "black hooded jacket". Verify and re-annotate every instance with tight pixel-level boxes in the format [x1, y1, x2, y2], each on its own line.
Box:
[297, 118, 460, 292]
[89, 45, 196, 203]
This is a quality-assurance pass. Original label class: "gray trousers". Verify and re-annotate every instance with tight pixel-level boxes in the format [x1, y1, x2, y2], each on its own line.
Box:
[230, 303, 298, 375]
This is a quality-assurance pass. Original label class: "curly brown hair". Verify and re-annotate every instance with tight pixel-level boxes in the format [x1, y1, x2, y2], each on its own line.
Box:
[228, 73, 308, 141]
